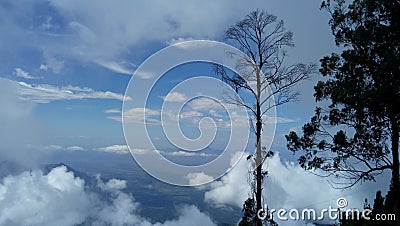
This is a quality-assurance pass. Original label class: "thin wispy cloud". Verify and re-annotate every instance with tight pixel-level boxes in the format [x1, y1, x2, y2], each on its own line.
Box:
[104, 108, 121, 114]
[96, 144, 130, 154]
[95, 60, 134, 75]
[14, 68, 42, 79]
[9, 79, 131, 103]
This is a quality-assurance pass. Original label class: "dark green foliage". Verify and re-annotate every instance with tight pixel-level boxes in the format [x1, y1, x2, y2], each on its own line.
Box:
[286, 0, 399, 215]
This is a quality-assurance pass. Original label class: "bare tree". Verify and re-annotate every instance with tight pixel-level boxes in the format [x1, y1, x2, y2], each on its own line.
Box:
[216, 10, 316, 225]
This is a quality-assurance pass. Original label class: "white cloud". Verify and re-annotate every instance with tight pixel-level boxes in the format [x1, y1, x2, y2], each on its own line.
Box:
[96, 176, 127, 191]
[263, 115, 297, 124]
[165, 37, 195, 46]
[153, 205, 216, 226]
[204, 152, 388, 225]
[117, 107, 160, 124]
[166, 150, 213, 157]
[0, 166, 92, 226]
[40, 144, 84, 152]
[96, 60, 134, 75]
[135, 71, 156, 79]
[97, 144, 130, 154]
[0, 165, 216, 226]
[65, 146, 84, 151]
[39, 64, 48, 71]
[14, 68, 41, 79]
[42, 144, 64, 151]
[204, 152, 251, 207]
[0, 83, 32, 118]
[186, 172, 214, 186]
[96, 145, 162, 156]
[162, 92, 187, 103]
[130, 148, 155, 155]
[188, 98, 223, 111]
[42, 53, 64, 74]
[40, 0, 257, 66]
[104, 108, 121, 114]
[179, 110, 203, 119]
[11, 78, 131, 103]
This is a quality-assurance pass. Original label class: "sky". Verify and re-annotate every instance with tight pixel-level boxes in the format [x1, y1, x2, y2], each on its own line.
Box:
[0, 0, 336, 157]
[0, 0, 392, 225]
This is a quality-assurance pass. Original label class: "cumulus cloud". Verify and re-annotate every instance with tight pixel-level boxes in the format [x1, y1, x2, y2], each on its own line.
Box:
[113, 107, 160, 124]
[204, 152, 251, 207]
[160, 96, 232, 127]
[153, 205, 216, 226]
[188, 98, 224, 111]
[0, 166, 91, 226]
[0, 165, 216, 226]
[162, 92, 187, 103]
[186, 172, 215, 186]
[204, 152, 388, 225]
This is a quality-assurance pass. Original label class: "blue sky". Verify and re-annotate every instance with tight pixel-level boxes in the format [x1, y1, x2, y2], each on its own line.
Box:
[0, 0, 336, 159]
[0, 1, 393, 225]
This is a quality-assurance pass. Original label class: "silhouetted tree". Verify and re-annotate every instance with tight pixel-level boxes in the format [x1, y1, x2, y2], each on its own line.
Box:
[286, 0, 399, 217]
[339, 190, 397, 226]
[239, 198, 258, 226]
[239, 198, 277, 226]
[217, 9, 316, 226]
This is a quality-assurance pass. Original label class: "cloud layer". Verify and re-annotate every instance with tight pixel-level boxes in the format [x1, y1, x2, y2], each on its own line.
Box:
[0, 165, 216, 226]
[204, 152, 389, 225]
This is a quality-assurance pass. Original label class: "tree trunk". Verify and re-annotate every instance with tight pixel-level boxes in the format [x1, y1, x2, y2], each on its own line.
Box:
[391, 119, 399, 216]
[255, 103, 262, 226]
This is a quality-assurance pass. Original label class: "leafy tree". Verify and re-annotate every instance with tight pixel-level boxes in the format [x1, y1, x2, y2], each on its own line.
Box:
[217, 9, 316, 225]
[286, 0, 399, 217]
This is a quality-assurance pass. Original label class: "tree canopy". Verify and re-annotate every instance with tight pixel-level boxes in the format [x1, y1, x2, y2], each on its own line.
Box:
[286, 0, 400, 217]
